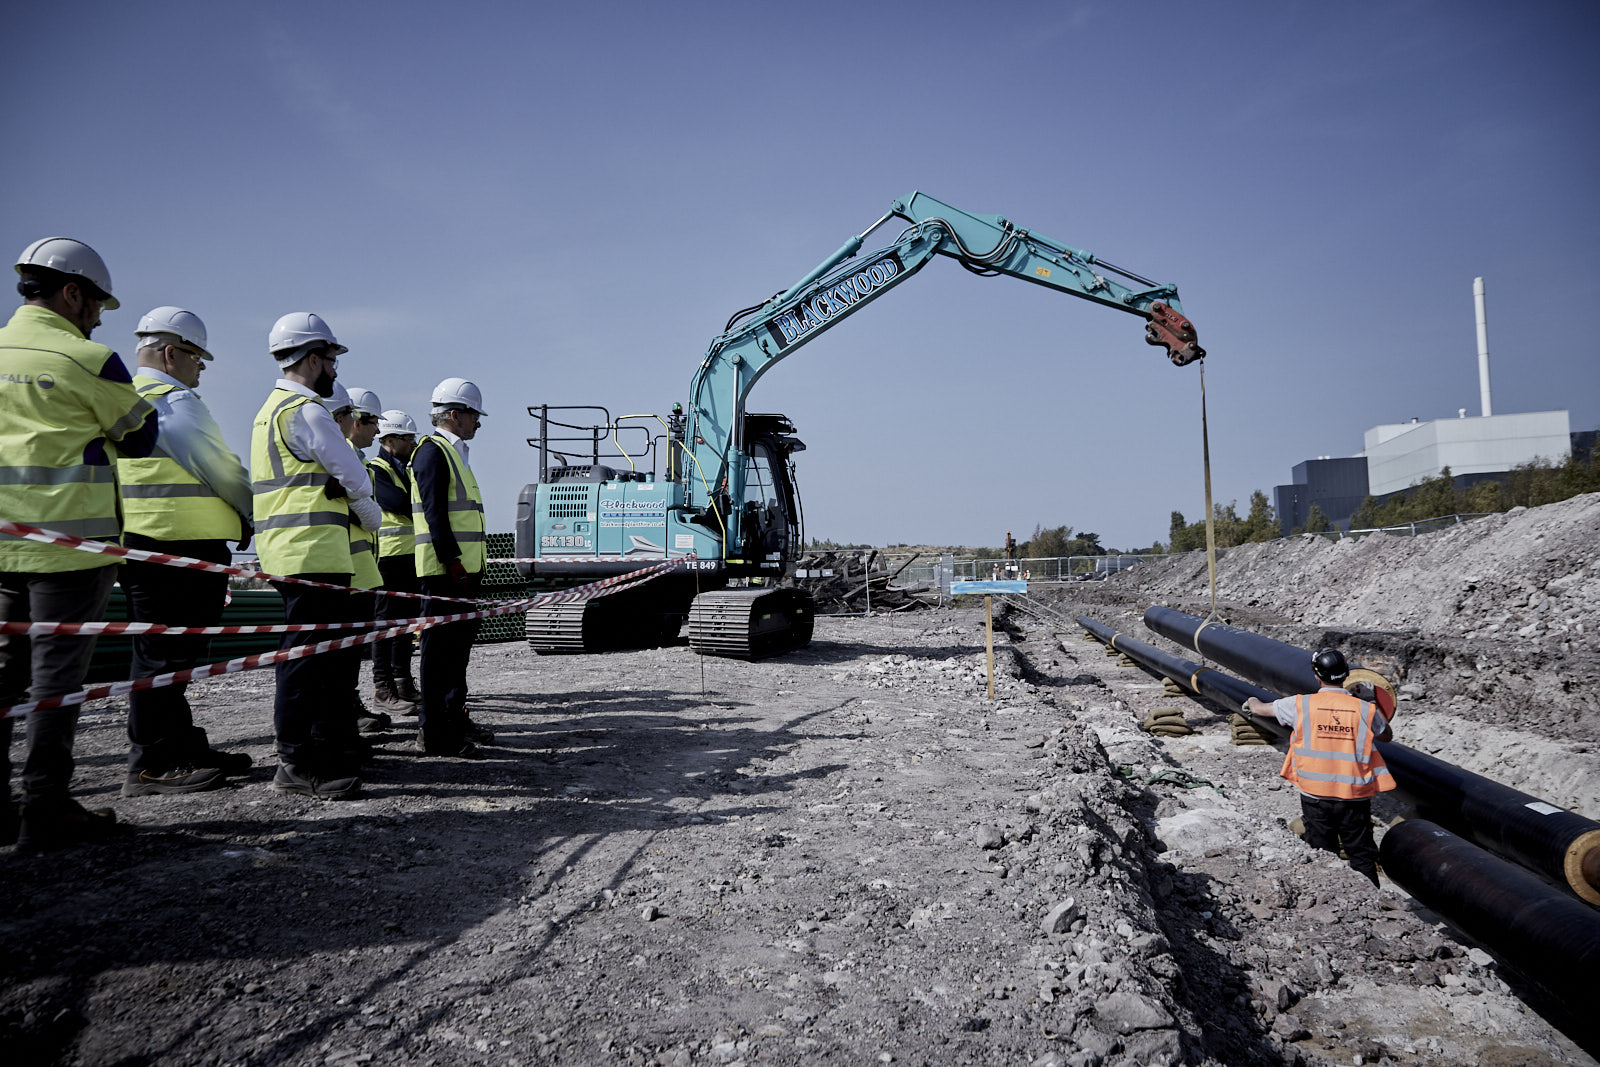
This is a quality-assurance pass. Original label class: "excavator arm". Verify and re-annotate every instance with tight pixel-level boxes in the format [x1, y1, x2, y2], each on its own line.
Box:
[683, 190, 1203, 545]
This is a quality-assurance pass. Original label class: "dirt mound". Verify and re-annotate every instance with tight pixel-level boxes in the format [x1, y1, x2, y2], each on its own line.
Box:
[1113, 492, 1600, 643]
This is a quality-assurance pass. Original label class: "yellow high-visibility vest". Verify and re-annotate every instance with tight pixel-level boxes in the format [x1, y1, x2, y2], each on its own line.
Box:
[346, 441, 382, 590]
[0, 305, 152, 572]
[250, 388, 351, 576]
[368, 454, 415, 558]
[411, 434, 485, 576]
[117, 376, 243, 541]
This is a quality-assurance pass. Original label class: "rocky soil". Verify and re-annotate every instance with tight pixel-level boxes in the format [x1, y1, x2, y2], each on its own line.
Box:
[2, 493, 1597, 1067]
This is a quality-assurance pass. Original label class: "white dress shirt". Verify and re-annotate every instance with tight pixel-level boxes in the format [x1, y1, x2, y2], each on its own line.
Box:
[273, 378, 380, 531]
[136, 367, 253, 521]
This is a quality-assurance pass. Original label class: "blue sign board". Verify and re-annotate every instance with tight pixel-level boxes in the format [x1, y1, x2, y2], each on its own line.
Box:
[951, 580, 1027, 594]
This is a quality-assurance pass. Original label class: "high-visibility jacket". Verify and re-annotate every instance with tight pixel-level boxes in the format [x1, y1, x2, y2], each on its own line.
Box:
[250, 388, 352, 576]
[1280, 688, 1395, 799]
[346, 441, 383, 590]
[368, 452, 415, 558]
[118, 375, 243, 541]
[0, 305, 154, 572]
[411, 434, 485, 576]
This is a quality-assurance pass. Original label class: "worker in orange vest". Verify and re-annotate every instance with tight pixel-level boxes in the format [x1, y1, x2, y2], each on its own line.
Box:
[1244, 647, 1394, 886]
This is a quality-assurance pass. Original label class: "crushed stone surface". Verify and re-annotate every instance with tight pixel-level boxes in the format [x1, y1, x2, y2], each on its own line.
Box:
[3, 492, 1598, 1066]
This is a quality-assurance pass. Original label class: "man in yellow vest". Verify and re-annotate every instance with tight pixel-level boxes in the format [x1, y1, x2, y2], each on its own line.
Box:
[1, 238, 159, 850]
[325, 383, 390, 736]
[251, 313, 380, 799]
[410, 377, 489, 758]
[369, 409, 420, 713]
[1245, 647, 1395, 886]
[117, 307, 254, 797]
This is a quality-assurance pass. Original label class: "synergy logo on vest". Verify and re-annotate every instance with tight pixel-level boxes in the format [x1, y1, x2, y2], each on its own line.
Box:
[764, 253, 904, 352]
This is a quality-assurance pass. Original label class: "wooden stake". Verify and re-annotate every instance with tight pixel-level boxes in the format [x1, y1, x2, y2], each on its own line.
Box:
[985, 595, 995, 703]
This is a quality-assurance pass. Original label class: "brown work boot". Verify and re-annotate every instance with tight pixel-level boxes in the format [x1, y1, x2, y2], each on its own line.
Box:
[372, 681, 415, 713]
[395, 678, 422, 707]
[17, 797, 123, 853]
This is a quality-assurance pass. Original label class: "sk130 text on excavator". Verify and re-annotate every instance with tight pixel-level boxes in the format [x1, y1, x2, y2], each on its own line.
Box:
[514, 191, 1203, 658]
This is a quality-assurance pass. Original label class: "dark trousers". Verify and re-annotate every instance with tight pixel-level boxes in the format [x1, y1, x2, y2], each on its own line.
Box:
[373, 554, 418, 688]
[0, 566, 118, 803]
[271, 573, 361, 777]
[1301, 794, 1380, 886]
[121, 535, 231, 773]
[417, 572, 481, 746]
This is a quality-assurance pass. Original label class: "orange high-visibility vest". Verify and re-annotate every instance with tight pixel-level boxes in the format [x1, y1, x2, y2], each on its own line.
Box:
[1280, 688, 1395, 799]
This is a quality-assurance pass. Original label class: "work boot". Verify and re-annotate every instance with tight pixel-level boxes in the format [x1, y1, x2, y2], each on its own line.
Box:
[196, 749, 254, 776]
[372, 681, 414, 713]
[270, 764, 361, 800]
[352, 692, 391, 734]
[17, 797, 123, 853]
[406, 736, 481, 759]
[462, 716, 494, 746]
[395, 678, 422, 707]
[121, 764, 226, 797]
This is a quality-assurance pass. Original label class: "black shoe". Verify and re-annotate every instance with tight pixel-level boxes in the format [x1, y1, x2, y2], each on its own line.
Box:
[463, 718, 495, 745]
[195, 749, 254, 776]
[270, 764, 361, 800]
[357, 711, 393, 735]
[17, 797, 123, 853]
[121, 765, 226, 797]
[406, 737, 481, 759]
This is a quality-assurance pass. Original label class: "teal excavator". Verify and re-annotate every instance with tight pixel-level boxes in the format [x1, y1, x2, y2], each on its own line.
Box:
[514, 191, 1203, 657]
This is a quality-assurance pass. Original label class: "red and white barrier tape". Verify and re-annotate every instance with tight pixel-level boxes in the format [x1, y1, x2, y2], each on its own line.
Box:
[0, 552, 688, 718]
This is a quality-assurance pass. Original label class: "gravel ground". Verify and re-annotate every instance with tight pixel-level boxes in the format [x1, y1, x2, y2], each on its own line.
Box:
[3, 493, 1597, 1065]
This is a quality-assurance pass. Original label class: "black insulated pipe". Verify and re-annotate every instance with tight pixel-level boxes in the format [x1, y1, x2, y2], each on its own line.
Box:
[1379, 820, 1600, 1020]
[1140, 605, 1600, 906]
[1144, 605, 1321, 695]
[1075, 616, 1288, 739]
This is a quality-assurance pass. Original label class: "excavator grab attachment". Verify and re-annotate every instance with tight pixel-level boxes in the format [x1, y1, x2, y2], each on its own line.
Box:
[1144, 302, 1205, 366]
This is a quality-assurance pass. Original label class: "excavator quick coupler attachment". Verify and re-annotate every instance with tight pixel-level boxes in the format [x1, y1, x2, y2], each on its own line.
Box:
[1144, 301, 1205, 366]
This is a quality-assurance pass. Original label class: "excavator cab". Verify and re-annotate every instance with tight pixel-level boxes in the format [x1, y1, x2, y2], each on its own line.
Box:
[736, 414, 805, 573]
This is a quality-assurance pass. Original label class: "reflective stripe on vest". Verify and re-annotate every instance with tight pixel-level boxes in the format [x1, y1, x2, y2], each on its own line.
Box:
[412, 435, 485, 576]
[0, 305, 151, 571]
[117, 376, 242, 541]
[249, 389, 352, 575]
[346, 442, 383, 590]
[368, 457, 415, 558]
[1279, 690, 1394, 799]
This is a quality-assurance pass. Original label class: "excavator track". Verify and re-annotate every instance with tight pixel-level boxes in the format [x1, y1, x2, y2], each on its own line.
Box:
[686, 587, 814, 660]
[526, 584, 686, 654]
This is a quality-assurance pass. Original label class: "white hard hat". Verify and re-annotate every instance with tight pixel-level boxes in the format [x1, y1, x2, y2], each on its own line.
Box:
[15, 237, 119, 309]
[431, 376, 487, 416]
[346, 387, 382, 417]
[319, 380, 353, 414]
[135, 306, 212, 360]
[268, 312, 347, 363]
[377, 409, 419, 437]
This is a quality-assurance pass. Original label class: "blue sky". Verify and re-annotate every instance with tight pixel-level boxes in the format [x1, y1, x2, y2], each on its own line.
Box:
[8, 1, 1597, 549]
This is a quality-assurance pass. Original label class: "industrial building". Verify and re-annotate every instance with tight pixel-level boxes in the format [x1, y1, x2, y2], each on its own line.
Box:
[1273, 279, 1580, 534]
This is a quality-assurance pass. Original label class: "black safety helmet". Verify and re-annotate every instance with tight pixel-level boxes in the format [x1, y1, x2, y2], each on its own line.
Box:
[1311, 647, 1349, 684]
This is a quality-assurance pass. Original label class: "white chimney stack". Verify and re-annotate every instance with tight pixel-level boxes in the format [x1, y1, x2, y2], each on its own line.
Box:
[1474, 276, 1492, 417]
